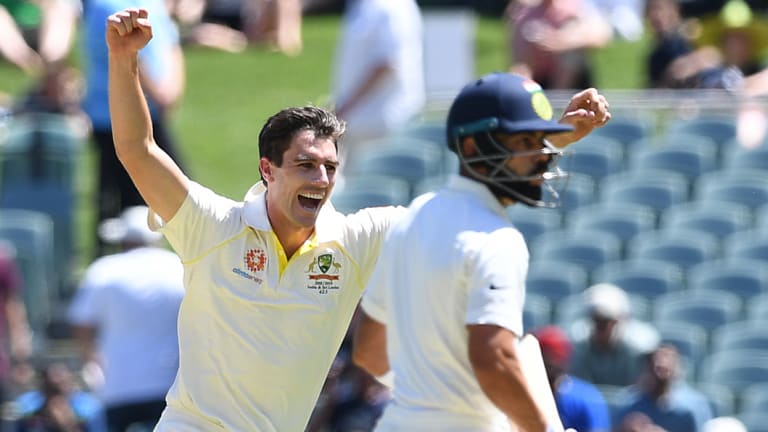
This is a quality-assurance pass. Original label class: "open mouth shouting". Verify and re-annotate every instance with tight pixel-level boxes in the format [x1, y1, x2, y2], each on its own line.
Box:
[298, 190, 325, 212]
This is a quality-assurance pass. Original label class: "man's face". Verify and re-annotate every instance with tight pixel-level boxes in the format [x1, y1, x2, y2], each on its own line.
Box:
[261, 130, 339, 230]
[492, 131, 552, 204]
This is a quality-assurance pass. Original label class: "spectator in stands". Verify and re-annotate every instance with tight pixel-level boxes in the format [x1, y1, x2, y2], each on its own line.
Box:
[505, 0, 613, 89]
[0, 245, 33, 404]
[330, 0, 425, 182]
[614, 412, 666, 432]
[570, 283, 660, 387]
[613, 343, 713, 432]
[703, 416, 747, 432]
[644, 0, 696, 88]
[72, 0, 187, 255]
[0, 0, 78, 74]
[13, 361, 107, 432]
[243, 0, 303, 55]
[533, 325, 611, 432]
[167, 0, 248, 53]
[663, 0, 768, 89]
[67, 206, 185, 431]
[592, 0, 646, 41]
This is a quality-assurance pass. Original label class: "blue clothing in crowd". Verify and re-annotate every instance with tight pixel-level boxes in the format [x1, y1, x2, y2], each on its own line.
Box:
[556, 375, 611, 432]
[614, 382, 713, 432]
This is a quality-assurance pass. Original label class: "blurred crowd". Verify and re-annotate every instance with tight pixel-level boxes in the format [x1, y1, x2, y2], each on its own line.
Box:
[0, 0, 766, 431]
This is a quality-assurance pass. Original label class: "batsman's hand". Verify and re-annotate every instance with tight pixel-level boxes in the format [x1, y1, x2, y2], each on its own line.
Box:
[106, 8, 153, 56]
[549, 88, 611, 148]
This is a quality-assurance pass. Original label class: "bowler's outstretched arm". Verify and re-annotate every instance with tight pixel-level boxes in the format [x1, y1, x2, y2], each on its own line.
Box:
[107, 8, 189, 222]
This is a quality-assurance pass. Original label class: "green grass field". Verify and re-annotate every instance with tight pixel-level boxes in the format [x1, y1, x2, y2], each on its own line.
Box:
[0, 13, 648, 269]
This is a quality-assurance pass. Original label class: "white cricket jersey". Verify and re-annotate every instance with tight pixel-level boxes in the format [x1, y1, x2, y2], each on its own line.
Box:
[362, 175, 528, 432]
[151, 182, 404, 432]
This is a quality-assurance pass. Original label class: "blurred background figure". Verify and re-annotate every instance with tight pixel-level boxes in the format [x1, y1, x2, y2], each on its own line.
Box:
[613, 344, 712, 432]
[533, 325, 610, 432]
[702, 416, 747, 432]
[570, 283, 660, 388]
[591, 0, 646, 41]
[614, 411, 666, 432]
[0, 0, 78, 75]
[75, 0, 187, 256]
[644, 0, 696, 88]
[167, 0, 249, 53]
[0, 244, 33, 405]
[67, 206, 185, 432]
[330, 0, 425, 181]
[662, 0, 768, 89]
[505, 0, 613, 89]
[13, 361, 107, 432]
[243, 0, 303, 55]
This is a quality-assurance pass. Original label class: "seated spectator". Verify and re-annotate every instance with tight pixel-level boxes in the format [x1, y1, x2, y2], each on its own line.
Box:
[0, 0, 78, 74]
[13, 362, 107, 432]
[533, 325, 610, 432]
[644, 0, 697, 88]
[505, 0, 613, 89]
[570, 283, 660, 387]
[614, 344, 713, 432]
[664, 0, 768, 89]
[703, 416, 747, 432]
[615, 411, 666, 432]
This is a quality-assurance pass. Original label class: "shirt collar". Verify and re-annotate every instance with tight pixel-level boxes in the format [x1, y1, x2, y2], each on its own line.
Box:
[446, 175, 510, 219]
[241, 182, 342, 243]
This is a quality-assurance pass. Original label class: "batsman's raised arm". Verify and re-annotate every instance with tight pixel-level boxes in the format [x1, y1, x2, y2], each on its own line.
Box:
[107, 8, 189, 222]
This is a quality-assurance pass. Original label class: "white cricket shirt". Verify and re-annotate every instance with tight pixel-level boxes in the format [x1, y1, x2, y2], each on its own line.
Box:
[152, 182, 404, 431]
[362, 175, 528, 432]
[67, 247, 185, 406]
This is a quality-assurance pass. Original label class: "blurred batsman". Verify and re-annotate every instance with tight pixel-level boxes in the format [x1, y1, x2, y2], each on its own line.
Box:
[352, 72, 610, 432]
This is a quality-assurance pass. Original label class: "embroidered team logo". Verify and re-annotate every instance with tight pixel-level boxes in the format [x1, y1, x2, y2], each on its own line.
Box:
[244, 248, 267, 273]
[306, 252, 342, 295]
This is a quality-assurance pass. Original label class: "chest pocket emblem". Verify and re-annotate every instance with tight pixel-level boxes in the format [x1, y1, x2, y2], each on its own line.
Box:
[307, 253, 341, 282]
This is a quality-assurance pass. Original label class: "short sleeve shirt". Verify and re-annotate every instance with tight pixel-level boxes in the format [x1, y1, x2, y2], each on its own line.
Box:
[362, 175, 528, 431]
[152, 182, 404, 432]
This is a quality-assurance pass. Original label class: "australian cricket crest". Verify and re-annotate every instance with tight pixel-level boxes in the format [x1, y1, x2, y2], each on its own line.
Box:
[306, 251, 341, 294]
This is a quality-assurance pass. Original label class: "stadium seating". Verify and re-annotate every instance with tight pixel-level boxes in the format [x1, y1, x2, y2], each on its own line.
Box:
[629, 136, 718, 181]
[654, 289, 742, 334]
[694, 169, 768, 211]
[543, 172, 596, 211]
[693, 382, 736, 417]
[0, 209, 56, 336]
[711, 321, 768, 353]
[330, 175, 411, 214]
[626, 228, 719, 270]
[666, 116, 737, 147]
[724, 229, 768, 262]
[586, 115, 650, 152]
[740, 382, 768, 417]
[698, 349, 768, 388]
[507, 204, 563, 247]
[523, 293, 553, 331]
[526, 260, 588, 305]
[564, 135, 625, 181]
[747, 293, 768, 322]
[531, 229, 621, 274]
[687, 259, 768, 302]
[592, 258, 684, 302]
[723, 141, 768, 173]
[660, 200, 752, 240]
[566, 202, 656, 251]
[345, 136, 446, 187]
[600, 169, 690, 215]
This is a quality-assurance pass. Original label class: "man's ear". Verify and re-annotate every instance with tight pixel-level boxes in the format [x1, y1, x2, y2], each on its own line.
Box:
[259, 158, 273, 183]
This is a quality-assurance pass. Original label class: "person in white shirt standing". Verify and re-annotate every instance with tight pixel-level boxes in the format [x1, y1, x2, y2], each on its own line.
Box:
[352, 72, 610, 432]
[67, 205, 185, 431]
[331, 0, 425, 177]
